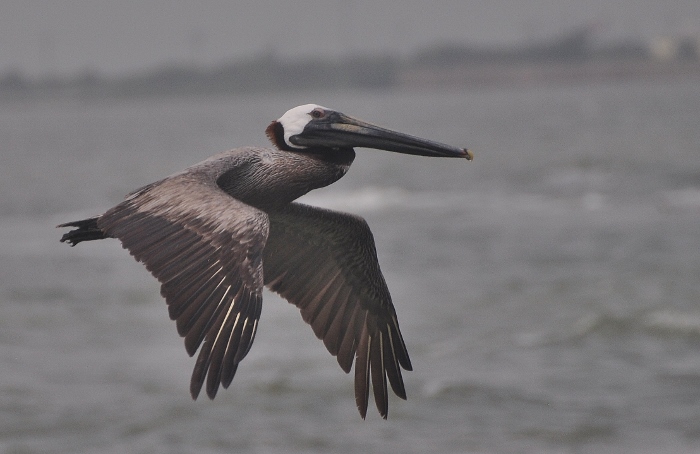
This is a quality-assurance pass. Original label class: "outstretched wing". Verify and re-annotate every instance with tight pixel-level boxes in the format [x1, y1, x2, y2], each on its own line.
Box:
[263, 202, 412, 419]
[96, 172, 269, 400]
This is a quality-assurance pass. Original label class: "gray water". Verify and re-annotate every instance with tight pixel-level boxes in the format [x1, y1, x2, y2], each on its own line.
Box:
[1, 81, 699, 453]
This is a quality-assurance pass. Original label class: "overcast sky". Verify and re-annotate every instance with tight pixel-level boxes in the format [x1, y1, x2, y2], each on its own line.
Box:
[2, 0, 699, 77]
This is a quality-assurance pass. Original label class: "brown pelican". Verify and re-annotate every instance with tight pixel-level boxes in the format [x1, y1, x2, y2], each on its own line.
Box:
[58, 104, 472, 419]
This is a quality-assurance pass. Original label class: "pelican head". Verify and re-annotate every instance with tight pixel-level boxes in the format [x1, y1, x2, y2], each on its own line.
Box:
[266, 104, 473, 160]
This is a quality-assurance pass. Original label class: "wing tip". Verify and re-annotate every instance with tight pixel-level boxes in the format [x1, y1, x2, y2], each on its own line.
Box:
[190, 378, 203, 400]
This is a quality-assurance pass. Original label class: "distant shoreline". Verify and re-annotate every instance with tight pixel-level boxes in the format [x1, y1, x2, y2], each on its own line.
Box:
[2, 57, 699, 101]
[399, 59, 700, 88]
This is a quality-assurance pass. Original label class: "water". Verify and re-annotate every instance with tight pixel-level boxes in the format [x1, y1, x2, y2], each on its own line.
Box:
[1, 81, 699, 453]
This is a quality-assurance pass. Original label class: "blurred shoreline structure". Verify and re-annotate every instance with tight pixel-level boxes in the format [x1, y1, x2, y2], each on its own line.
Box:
[2, 24, 699, 99]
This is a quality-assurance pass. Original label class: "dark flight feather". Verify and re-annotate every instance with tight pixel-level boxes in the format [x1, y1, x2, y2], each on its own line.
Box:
[263, 202, 412, 419]
[96, 173, 269, 400]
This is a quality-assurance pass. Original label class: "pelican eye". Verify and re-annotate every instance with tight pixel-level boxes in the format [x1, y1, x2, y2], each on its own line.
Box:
[310, 108, 325, 119]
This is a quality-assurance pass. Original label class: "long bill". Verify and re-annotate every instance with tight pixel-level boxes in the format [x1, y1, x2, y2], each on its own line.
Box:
[291, 111, 473, 160]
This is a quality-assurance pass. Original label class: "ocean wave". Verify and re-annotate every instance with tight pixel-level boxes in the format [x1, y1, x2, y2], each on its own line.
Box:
[569, 310, 700, 339]
[298, 186, 468, 212]
[642, 310, 700, 337]
[662, 188, 700, 209]
[421, 377, 554, 410]
[298, 186, 584, 215]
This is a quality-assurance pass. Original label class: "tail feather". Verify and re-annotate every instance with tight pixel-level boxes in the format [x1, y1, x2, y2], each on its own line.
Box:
[58, 217, 107, 246]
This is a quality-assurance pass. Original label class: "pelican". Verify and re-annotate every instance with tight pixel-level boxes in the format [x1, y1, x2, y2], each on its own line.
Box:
[58, 104, 472, 418]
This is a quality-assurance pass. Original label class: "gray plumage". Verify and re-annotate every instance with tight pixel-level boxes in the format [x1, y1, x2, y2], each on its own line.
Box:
[58, 104, 471, 419]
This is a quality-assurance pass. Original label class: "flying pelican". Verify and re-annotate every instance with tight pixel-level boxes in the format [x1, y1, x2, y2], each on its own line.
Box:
[58, 104, 473, 419]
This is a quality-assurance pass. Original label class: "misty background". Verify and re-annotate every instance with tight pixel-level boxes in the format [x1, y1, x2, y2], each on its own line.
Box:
[2, 0, 699, 78]
[2, 2, 700, 454]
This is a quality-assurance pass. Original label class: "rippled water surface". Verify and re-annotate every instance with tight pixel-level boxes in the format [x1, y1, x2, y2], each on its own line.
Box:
[1, 81, 699, 453]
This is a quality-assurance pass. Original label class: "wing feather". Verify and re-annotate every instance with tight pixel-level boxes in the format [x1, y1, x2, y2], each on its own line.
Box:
[354, 321, 371, 419]
[370, 327, 388, 418]
[263, 202, 412, 419]
[320, 286, 353, 355]
[97, 172, 268, 400]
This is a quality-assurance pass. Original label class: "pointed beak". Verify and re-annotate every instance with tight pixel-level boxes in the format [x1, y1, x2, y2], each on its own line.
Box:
[290, 111, 473, 160]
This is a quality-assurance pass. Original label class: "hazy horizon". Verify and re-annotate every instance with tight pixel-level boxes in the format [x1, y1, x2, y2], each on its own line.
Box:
[2, 0, 700, 78]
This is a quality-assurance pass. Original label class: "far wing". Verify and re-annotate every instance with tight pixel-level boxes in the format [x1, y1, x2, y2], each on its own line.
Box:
[97, 172, 269, 400]
[263, 202, 412, 419]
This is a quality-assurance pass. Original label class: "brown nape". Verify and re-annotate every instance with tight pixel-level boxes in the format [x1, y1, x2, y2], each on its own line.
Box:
[265, 121, 291, 151]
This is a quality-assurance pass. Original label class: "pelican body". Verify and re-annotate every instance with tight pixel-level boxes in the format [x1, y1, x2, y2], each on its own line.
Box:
[58, 104, 472, 419]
